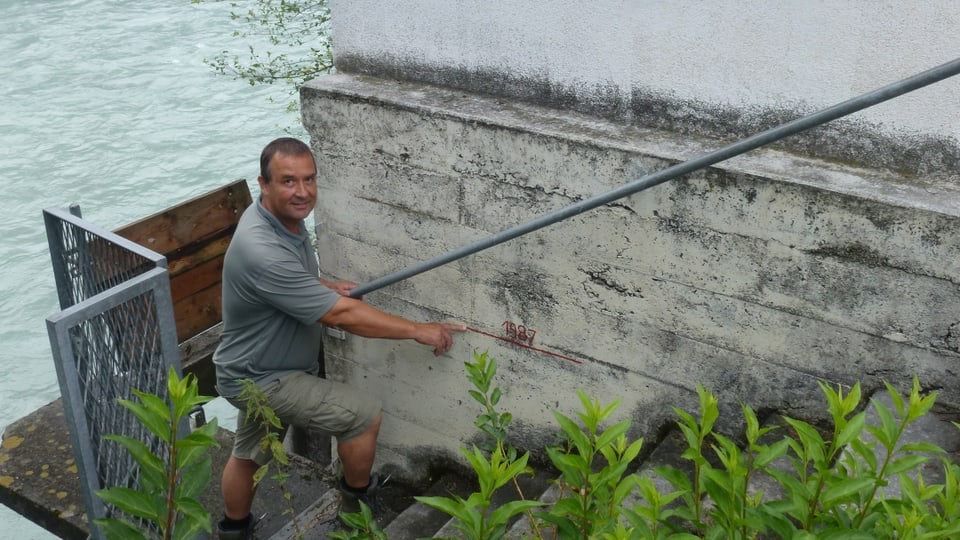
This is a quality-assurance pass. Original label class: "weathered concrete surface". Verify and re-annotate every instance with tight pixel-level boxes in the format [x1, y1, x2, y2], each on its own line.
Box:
[0, 400, 87, 539]
[301, 73, 960, 483]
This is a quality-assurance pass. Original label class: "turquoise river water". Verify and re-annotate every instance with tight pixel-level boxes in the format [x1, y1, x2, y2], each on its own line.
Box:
[0, 1, 307, 536]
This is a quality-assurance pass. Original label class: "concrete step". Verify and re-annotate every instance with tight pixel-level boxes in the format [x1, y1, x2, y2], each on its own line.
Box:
[269, 461, 555, 539]
[382, 472, 476, 540]
[267, 488, 341, 540]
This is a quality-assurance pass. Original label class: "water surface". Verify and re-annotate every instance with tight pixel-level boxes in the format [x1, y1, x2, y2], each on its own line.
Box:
[0, 1, 305, 536]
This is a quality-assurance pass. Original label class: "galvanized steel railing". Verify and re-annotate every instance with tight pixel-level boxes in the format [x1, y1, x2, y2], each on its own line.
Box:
[44, 206, 185, 540]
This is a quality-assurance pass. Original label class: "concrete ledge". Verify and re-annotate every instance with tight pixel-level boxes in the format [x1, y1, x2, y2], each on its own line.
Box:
[0, 400, 86, 539]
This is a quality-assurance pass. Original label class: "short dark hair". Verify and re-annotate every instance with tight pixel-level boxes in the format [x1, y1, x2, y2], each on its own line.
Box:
[259, 137, 315, 183]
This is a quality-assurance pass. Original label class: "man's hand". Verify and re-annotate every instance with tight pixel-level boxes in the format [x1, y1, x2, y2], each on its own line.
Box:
[320, 279, 359, 298]
[414, 322, 467, 356]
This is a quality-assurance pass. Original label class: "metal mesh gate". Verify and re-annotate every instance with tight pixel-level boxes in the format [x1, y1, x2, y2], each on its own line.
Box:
[43, 206, 187, 539]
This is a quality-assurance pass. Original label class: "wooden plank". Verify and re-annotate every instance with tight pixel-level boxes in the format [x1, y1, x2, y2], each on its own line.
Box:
[180, 323, 222, 396]
[114, 179, 252, 256]
[172, 283, 223, 342]
[166, 234, 233, 277]
[111, 180, 252, 342]
[169, 255, 226, 303]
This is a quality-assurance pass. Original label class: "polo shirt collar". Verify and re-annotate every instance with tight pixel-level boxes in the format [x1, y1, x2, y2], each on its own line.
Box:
[256, 196, 307, 243]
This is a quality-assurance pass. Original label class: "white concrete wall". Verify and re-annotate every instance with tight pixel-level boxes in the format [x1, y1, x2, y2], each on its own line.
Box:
[301, 74, 960, 480]
[331, 0, 960, 174]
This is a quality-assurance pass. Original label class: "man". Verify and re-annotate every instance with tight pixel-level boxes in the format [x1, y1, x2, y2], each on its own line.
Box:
[214, 137, 464, 539]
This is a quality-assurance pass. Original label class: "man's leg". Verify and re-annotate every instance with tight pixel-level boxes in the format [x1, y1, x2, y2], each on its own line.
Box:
[221, 455, 260, 519]
[338, 412, 382, 489]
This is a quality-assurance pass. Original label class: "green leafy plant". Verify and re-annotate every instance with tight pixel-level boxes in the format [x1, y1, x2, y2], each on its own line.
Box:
[335, 350, 960, 539]
[465, 351, 513, 453]
[237, 378, 303, 536]
[644, 377, 960, 539]
[415, 351, 542, 539]
[329, 500, 387, 540]
[538, 390, 645, 539]
[95, 367, 219, 540]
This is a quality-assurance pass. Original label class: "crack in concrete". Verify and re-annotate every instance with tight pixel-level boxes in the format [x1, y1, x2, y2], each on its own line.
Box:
[580, 264, 643, 297]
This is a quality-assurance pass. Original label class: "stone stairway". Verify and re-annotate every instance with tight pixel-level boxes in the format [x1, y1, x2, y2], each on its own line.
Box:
[261, 462, 555, 539]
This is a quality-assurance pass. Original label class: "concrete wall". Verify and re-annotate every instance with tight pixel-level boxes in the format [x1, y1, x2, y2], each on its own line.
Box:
[331, 0, 960, 177]
[301, 74, 960, 479]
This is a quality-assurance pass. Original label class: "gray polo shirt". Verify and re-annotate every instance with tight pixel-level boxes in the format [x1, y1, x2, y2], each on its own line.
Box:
[213, 198, 340, 398]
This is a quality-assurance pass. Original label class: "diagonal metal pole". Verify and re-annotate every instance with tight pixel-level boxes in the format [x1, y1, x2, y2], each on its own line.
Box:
[350, 56, 960, 298]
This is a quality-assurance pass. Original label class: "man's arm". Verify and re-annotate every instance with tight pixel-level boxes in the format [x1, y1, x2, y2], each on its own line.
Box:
[318, 278, 357, 297]
[319, 296, 465, 356]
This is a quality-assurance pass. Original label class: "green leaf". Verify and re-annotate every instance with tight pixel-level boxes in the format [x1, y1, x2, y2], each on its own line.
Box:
[550, 451, 589, 485]
[94, 517, 149, 540]
[835, 411, 866, 449]
[488, 499, 543, 527]
[744, 402, 760, 443]
[416, 495, 477, 525]
[178, 420, 220, 447]
[821, 477, 875, 505]
[754, 438, 790, 468]
[177, 442, 213, 471]
[174, 496, 212, 532]
[132, 388, 173, 422]
[899, 442, 945, 454]
[553, 411, 591, 456]
[535, 511, 579, 539]
[118, 398, 172, 444]
[696, 383, 719, 435]
[468, 389, 487, 406]
[498, 452, 531, 490]
[783, 416, 825, 463]
[887, 454, 929, 476]
[598, 396, 623, 424]
[595, 419, 631, 451]
[96, 487, 163, 522]
[619, 438, 644, 465]
[252, 464, 269, 486]
[177, 456, 212, 500]
[654, 466, 692, 493]
[872, 399, 898, 448]
[840, 380, 862, 416]
[172, 515, 206, 540]
[102, 434, 166, 490]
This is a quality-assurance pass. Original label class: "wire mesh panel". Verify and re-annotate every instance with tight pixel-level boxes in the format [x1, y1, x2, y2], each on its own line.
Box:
[44, 208, 187, 539]
[44, 207, 166, 310]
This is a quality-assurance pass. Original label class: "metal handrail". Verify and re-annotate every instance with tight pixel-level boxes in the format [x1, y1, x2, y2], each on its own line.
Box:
[350, 56, 960, 298]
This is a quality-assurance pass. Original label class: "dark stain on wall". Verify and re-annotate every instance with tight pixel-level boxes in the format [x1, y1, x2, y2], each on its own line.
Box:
[806, 242, 890, 269]
[334, 53, 960, 180]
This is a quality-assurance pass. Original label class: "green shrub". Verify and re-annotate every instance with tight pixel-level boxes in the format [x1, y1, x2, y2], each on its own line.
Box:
[95, 367, 219, 540]
[335, 351, 960, 539]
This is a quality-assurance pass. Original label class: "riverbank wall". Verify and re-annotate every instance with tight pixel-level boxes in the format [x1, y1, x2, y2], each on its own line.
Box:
[302, 2, 960, 479]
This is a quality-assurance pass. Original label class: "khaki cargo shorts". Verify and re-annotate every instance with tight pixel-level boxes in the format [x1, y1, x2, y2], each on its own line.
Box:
[226, 372, 381, 465]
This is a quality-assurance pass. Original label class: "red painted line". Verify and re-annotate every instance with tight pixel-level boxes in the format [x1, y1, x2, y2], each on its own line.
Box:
[466, 327, 583, 364]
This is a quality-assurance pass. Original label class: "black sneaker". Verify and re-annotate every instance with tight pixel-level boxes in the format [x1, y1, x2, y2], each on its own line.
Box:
[217, 512, 263, 540]
[339, 473, 390, 520]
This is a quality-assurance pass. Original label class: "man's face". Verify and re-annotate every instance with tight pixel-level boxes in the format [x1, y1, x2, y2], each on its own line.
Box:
[258, 151, 317, 233]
